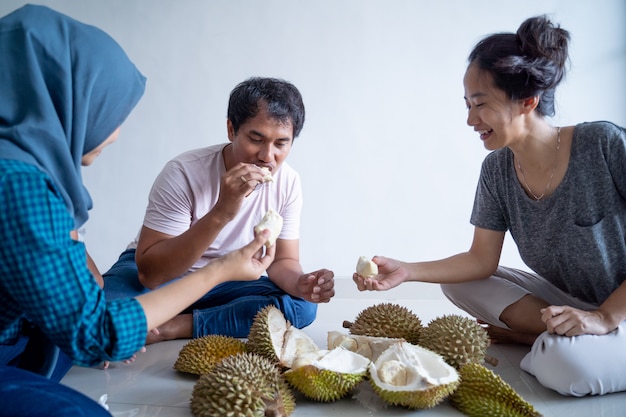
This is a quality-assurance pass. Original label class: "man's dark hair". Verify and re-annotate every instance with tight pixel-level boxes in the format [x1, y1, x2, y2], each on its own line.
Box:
[227, 77, 305, 138]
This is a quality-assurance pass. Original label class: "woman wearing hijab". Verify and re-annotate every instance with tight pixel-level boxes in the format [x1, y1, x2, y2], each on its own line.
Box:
[0, 5, 275, 416]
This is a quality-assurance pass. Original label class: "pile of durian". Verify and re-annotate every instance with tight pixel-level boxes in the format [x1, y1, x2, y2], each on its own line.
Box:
[174, 302, 543, 417]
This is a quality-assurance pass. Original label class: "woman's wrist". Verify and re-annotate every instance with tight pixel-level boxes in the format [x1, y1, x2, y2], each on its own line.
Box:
[596, 308, 624, 332]
[199, 257, 229, 286]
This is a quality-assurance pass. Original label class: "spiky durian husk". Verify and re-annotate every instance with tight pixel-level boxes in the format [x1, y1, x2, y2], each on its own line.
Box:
[450, 363, 542, 417]
[347, 303, 422, 344]
[419, 314, 490, 369]
[173, 335, 247, 375]
[284, 365, 366, 402]
[246, 305, 285, 363]
[370, 378, 459, 410]
[190, 352, 296, 417]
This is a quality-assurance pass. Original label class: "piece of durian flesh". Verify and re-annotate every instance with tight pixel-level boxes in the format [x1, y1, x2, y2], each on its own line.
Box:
[356, 256, 378, 278]
[260, 167, 273, 183]
[254, 209, 283, 247]
[327, 330, 404, 361]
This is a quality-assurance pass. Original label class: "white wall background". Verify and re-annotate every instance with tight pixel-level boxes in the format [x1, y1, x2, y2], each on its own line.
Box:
[2, 1, 625, 279]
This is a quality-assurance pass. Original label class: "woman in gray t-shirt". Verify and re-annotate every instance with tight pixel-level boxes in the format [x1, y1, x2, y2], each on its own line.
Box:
[353, 15, 626, 397]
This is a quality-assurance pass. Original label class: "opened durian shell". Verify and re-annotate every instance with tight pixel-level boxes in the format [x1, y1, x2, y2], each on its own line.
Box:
[369, 341, 460, 409]
[284, 346, 370, 402]
[247, 305, 320, 369]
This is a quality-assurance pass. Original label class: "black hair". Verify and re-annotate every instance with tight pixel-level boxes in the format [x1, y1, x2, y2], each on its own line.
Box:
[227, 77, 305, 139]
[468, 15, 570, 117]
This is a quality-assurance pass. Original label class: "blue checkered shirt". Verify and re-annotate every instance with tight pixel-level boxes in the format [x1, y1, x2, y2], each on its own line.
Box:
[0, 159, 146, 366]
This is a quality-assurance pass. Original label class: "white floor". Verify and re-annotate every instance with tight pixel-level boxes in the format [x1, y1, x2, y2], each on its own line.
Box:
[62, 278, 626, 417]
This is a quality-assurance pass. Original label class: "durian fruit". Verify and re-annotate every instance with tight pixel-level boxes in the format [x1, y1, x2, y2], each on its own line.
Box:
[419, 314, 491, 369]
[173, 335, 247, 375]
[254, 209, 283, 248]
[343, 302, 423, 344]
[369, 341, 460, 409]
[356, 256, 378, 278]
[327, 330, 404, 361]
[247, 305, 320, 368]
[190, 352, 296, 417]
[450, 363, 542, 417]
[260, 166, 273, 183]
[283, 346, 370, 402]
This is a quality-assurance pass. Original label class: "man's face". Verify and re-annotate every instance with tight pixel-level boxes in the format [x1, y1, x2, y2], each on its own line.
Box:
[227, 107, 294, 173]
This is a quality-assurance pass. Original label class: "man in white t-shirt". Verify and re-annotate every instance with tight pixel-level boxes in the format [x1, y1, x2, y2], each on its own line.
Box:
[103, 77, 335, 342]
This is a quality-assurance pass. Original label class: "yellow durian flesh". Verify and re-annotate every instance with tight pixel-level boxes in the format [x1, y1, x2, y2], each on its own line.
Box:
[289, 350, 327, 369]
[378, 360, 409, 385]
[247, 305, 319, 368]
[369, 341, 460, 409]
[254, 209, 283, 247]
[260, 166, 273, 182]
[327, 330, 404, 361]
[356, 256, 378, 278]
[280, 326, 319, 368]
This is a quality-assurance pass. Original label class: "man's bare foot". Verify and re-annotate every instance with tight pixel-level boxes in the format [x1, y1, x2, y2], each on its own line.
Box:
[478, 320, 537, 346]
[146, 314, 193, 345]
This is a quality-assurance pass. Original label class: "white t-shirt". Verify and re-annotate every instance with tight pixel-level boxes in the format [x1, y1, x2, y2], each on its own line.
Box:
[129, 143, 302, 272]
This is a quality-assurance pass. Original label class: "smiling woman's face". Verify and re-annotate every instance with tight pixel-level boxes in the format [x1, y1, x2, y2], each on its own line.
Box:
[463, 63, 525, 151]
[81, 127, 121, 166]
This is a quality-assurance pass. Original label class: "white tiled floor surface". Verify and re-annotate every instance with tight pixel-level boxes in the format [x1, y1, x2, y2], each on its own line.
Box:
[62, 278, 626, 416]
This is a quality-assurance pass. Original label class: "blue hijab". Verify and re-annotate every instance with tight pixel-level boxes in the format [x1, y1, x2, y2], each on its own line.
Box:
[0, 5, 146, 227]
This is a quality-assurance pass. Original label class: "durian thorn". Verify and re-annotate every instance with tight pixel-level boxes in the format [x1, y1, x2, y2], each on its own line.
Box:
[343, 320, 354, 329]
[484, 354, 499, 366]
[263, 397, 286, 417]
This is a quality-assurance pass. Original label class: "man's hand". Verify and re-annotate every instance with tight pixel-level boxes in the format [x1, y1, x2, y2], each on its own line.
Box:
[297, 269, 335, 303]
[353, 256, 408, 291]
[214, 163, 274, 220]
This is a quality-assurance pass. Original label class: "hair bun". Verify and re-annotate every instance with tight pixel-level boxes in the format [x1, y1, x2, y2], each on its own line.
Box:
[517, 15, 569, 69]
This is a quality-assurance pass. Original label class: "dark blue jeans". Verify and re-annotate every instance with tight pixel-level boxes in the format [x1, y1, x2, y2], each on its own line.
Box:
[103, 249, 317, 338]
[0, 366, 111, 416]
[0, 330, 109, 416]
[0, 328, 72, 381]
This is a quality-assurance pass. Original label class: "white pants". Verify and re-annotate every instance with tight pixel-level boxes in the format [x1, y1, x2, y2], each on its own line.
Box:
[441, 266, 626, 396]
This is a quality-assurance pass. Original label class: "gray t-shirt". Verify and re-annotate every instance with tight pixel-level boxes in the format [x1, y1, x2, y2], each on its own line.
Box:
[471, 121, 626, 305]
